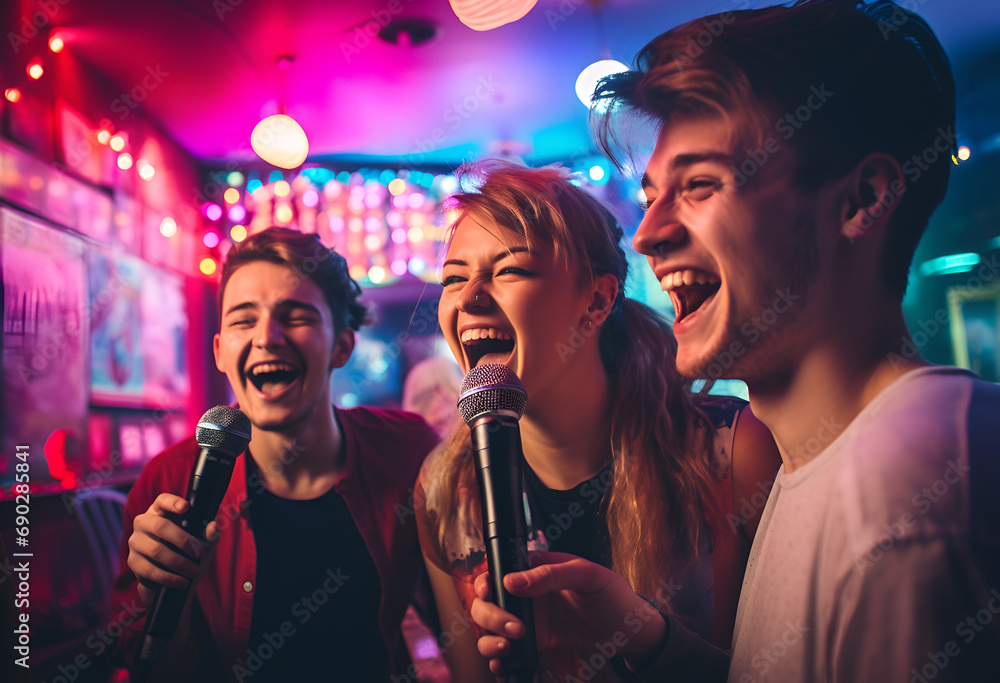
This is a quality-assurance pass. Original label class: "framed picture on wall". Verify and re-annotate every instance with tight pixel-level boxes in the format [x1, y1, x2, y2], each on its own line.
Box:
[947, 283, 1000, 383]
[1, 207, 89, 491]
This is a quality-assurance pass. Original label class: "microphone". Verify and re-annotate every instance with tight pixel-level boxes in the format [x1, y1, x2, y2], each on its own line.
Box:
[137, 406, 252, 670]
[458, 364, 538, 679]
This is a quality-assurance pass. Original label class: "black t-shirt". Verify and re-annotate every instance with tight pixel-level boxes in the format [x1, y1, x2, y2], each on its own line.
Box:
[244, 480, 387, 682]
[523, 462, 613, 568]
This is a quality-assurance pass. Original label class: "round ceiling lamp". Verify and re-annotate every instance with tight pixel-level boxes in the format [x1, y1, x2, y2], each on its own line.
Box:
[251, 114, 309, 169]
[575, 59, 629, 111]
[448, 0, 537, 31]
[252, 56, 309, 169]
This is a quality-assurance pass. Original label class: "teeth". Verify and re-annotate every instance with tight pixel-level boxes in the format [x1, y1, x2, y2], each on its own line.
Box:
[659, 269, 720, 291]
[251, 362, 297, 375]
[461, 327, 512, 343]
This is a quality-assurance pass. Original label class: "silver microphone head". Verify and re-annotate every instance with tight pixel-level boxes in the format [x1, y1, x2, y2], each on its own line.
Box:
[457, 364, 527, 424]
[195, 405, 252, 453]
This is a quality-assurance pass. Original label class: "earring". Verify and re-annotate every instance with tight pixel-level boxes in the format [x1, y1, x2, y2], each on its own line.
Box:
[475, 292, 480, 303]
[587, 319, 594, 328]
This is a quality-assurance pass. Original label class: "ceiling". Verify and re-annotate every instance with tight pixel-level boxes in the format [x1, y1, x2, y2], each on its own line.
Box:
[45, 0, 1000, 168]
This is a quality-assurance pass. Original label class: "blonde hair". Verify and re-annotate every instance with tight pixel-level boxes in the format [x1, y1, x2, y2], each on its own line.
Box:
[427, 160, 721, 598]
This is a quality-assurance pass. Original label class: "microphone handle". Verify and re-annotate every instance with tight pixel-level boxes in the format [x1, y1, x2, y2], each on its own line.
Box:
[471, 417, 538, 678]
[140, 447, 238, 649]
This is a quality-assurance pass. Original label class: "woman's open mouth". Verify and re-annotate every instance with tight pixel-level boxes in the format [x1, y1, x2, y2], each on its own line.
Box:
[460, 327, 515, 369]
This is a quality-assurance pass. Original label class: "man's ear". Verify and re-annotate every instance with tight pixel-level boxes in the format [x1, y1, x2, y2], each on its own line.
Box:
[330, 328, 355, 370]
[841, 152, 905, 242]
[213, 333, 224, 372]
[585, 273, 620, 326]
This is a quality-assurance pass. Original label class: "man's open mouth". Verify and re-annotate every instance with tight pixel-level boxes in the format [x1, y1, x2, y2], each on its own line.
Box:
[660, 269, 721, 323]
[247, 361, 302, 395]
[461, 327, 515, 369]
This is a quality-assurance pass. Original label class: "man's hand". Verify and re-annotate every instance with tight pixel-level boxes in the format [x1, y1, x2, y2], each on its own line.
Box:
[470, 551, 668, 676]
[126, 493, 219, 607]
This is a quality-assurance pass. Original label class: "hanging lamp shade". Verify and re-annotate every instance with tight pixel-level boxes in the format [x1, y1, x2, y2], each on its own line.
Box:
[251, 114, 309, 169]
[449, 0, 538, 31]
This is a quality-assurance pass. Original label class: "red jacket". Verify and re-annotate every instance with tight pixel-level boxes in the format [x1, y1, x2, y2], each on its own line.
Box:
[110, 406, 438, 680]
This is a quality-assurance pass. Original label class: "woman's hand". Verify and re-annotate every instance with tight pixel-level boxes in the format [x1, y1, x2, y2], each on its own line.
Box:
[126, 493, 219, 607]
[470, 551, 668, 676]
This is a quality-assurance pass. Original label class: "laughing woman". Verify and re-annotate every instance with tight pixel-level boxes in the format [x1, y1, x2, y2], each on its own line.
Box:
[416, 160, 780, 682]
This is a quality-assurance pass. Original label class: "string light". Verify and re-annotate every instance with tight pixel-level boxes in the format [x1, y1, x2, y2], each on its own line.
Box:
[4, 88, 22, 103]
[48, 32, 65, 53]
[231, 224, 248, 242]
[117, 153, 133, 170]
[110, 134, 126, 152]
[27, 58, 44, 80]
[200, 258, 218, 276]
[159, 217, 177, 237]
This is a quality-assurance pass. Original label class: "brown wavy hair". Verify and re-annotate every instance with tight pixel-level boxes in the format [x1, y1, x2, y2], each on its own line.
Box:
[426, 160, 721, 599]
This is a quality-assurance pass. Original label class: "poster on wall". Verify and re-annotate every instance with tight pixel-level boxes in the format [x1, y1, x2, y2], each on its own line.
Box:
[141, 265, 190, 409]
[1, 208, 89, 491]
[88, 249, 145, 405]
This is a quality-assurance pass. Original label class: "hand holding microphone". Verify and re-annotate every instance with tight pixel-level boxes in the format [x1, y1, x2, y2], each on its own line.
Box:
[458, 364, 538, 679]
[126, 406, 251, 671]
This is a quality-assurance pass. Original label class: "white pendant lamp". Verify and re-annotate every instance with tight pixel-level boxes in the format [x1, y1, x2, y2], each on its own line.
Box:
[251, 114, 309, 169]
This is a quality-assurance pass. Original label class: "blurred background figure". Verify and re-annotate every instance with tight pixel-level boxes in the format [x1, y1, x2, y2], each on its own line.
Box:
[402, 356, 464, 437]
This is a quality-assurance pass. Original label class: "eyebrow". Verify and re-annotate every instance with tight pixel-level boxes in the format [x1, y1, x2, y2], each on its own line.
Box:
[223, 299, 323, 317]
[442, 245, 530, 268]
[641, 151, 735, 189]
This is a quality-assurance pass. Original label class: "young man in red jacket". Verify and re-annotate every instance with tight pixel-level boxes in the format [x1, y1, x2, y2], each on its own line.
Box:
[111, 227, 439, 681]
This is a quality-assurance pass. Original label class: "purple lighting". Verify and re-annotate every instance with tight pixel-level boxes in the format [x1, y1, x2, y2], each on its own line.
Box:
[205, 203, 223, 221]
[203, 231, 220, 248]
[228, 205, 247, 222]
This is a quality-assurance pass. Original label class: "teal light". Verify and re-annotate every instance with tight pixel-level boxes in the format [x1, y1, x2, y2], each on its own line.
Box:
[268, 170, 284, 183]
[919, 253, 981, 276]
[379, 169, 396, 186]
[226, 171, 245, 187]
[336, 171, 351, 184]
[246, 179, 263, 193]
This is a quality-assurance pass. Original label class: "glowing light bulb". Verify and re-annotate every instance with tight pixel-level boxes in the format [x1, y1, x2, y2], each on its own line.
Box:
[159, 217, 177, 237]
[368, 265, 386, 284]
[27, 59, 44, 80]
[204, 204, 223, 221]
[48, 33, 65, 53]
[228, 205, 247, 223]
[4, 88, 22, 103]
[958, 146, 971, 161]
[575, 60, 629, 111]
[589, 165, 605, 182]
[203, 231, 220, 248]
[273, 180, 291, 198]
[302, 189, 319, 208]
[224, 188, 240, 204]
[364, 234, 382, 251]
[251, 114, 309, 169]
[200, 258, 218, 276]
[117, 153, 133, 170]
[274, 204, 294, 224]
[408, 227, 424, 242]
[391, 259, 408, 276]
[96, 129, 111, 144]
[227, 171, 245, 187]
[388, 178, 406, 196]
[110, 134, 126, 152]
[137, 160, 155, 180]
[231, 224, 248, 242]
